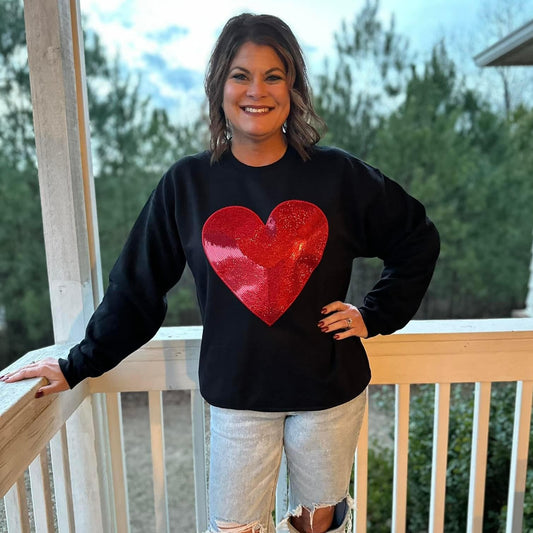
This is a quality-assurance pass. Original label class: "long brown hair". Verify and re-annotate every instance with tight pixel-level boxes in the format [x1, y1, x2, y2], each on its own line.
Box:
[205, 13, 326, 163]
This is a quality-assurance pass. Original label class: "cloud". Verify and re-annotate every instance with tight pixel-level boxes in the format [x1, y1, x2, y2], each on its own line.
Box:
[142, 52, 168, 71]
[162, 67, 202, 91]
[96, 0, 136, 28]
[142, 52, 203, 92]
[146, 25, 189, 43]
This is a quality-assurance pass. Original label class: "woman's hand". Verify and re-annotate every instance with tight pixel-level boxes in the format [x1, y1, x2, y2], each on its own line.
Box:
[318, 301, 368, 340]
[0, 357, 69, 398]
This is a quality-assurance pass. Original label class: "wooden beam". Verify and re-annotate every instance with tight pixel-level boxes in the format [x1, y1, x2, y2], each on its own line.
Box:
[22, 0, 109, 530]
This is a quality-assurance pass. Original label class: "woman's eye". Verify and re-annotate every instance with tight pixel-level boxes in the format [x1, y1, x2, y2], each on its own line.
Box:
[266, 75, 283, 81]
[231, 73, 247, 81]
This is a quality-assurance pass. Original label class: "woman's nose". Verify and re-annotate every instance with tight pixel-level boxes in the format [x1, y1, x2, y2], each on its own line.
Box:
[246, 77, 266, 98]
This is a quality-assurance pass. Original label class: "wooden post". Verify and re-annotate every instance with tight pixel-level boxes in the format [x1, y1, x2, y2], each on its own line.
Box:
[23, 0, 113, 530]
[526, 230, 533, 316]
[467, 382, 491, 532]
[392, 384, 410, 533]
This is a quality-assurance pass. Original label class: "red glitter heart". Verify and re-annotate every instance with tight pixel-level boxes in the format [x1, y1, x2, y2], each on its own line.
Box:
[202, 200, 329, 325]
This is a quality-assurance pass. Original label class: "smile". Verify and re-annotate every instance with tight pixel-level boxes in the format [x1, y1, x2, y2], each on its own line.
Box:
[242, 107, 271, 114]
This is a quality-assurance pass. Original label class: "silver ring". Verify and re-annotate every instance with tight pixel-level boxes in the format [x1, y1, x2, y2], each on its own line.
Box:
[346, 318, 352, 328]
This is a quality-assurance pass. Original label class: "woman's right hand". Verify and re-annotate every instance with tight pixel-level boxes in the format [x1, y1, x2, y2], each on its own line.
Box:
[0, 357, 70, 398]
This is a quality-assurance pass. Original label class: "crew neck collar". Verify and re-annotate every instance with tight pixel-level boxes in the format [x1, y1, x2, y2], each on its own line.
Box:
[225, 145, 295, 171]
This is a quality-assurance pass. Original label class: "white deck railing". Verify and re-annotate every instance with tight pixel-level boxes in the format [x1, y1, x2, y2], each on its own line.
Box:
[1, 319, 532, 533]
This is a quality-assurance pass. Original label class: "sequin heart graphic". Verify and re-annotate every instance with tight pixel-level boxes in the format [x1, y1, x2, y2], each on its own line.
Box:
[202, 200, 329, 325]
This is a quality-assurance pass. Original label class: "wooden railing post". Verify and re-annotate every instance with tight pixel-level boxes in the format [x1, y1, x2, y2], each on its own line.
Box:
[467, 382, 491, 532]
[22, 0, 114, 530]
[506, 380, 533, 533]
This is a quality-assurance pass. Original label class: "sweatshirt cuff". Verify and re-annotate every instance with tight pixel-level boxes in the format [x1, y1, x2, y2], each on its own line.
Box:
[58, 349, 84, 389]
[358, 307, 381, 339]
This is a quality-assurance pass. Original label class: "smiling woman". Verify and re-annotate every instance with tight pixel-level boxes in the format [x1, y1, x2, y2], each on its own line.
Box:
[3, 10, 439, 533]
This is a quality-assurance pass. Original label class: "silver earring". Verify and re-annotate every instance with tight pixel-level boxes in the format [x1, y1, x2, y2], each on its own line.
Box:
[225, 118, 232, 140]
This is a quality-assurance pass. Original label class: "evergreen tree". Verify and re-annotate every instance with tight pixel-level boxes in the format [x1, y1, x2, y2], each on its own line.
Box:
[371, 44, 533, 317]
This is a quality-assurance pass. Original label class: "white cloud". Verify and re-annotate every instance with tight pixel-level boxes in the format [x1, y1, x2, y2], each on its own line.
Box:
[81, 0, 361, 73]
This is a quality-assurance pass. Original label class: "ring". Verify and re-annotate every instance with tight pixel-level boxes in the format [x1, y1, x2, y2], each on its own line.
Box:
[346, 318, 352, 328]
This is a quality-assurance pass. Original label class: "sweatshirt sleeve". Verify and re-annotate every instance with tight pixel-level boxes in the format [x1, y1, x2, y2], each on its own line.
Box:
[59, 171, 186, 388]
[357, 167, 440, 338]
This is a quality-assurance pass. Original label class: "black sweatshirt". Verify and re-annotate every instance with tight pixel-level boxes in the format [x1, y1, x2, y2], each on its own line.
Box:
[59, 145, 440, 411]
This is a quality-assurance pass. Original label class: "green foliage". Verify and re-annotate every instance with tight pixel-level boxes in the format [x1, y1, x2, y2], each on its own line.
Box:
[369, 44, 533, 318]
[0, 154, 53, 362]
[366, 440, 394, 531]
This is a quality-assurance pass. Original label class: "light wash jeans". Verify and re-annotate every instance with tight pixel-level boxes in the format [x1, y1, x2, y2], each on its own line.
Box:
[207, 389, 367, 533]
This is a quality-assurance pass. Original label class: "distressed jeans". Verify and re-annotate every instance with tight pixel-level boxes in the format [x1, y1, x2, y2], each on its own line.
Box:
[207, 389, 367, 533]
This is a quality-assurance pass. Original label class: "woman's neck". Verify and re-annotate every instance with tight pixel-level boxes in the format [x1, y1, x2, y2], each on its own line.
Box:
[230, 137, 288, 167]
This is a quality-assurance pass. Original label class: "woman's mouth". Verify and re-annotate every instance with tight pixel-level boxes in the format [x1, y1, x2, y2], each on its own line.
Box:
[242, 106, 271, 114]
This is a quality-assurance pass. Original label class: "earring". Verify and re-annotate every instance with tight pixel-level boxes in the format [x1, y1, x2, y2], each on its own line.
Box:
[282, 121, 288, 134]
[225, 118, 232, 140]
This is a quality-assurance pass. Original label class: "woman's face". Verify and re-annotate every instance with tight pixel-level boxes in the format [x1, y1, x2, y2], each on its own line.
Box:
[223, 42, 290, 153]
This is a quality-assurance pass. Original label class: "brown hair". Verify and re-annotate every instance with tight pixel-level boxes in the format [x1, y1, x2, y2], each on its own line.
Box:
[205, 13, 326, 163]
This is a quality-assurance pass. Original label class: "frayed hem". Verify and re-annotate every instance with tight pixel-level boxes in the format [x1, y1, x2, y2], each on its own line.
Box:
[209, 519, 266, 533]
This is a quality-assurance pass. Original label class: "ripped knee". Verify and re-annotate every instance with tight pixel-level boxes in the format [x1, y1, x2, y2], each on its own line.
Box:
[289, 505, 334, 533]
[214, 519, 265, 533]
[281, 495, 353, 533]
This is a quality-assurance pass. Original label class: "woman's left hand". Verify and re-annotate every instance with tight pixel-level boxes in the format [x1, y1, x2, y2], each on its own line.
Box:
[0, 357, 69, 398]
[318, 301, 368, 340]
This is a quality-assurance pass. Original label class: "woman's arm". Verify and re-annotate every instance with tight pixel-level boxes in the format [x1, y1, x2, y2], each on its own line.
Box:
[2, 170, 186, 395]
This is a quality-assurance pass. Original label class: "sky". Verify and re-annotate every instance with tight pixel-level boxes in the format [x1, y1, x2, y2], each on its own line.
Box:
[79, 0, 532, 118]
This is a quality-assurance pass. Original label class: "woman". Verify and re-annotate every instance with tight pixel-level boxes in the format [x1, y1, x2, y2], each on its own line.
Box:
[1, 13, 439, 533]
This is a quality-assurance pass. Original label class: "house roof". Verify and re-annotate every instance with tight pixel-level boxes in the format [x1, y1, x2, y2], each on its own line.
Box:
[474, 19, 533, 66]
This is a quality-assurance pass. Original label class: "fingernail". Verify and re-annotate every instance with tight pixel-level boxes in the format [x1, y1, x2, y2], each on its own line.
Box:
[321, 308, 327, 314]
[35, 391, 43, 399]
[317, 321, 324, 327]
[333, 334, 340, 340]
